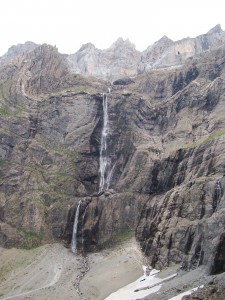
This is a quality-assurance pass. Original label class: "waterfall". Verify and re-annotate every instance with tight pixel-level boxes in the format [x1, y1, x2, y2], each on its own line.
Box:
[215, 180, 222, 210]
[216, 180, 222, 203]
[71, 200, 81, 253]
[213, 180, 222, 212]
[99, 92, 110, 193]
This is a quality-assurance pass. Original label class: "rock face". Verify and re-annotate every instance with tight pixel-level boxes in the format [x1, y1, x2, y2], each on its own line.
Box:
[138, 24, 225, 72]
[183, 272, 225, 300]
[67, 38, 141, 81]
[0, 26, 225, 279]
[0, 41, 39, 67]
[66, 25, 225, 80]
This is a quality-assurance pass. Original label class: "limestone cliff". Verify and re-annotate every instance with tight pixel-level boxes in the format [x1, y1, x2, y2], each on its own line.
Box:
[139, 24, 225, 72]
[0, 26, 225, 279]
[67, 38, 140, 81]
[66, 24, 225, 80]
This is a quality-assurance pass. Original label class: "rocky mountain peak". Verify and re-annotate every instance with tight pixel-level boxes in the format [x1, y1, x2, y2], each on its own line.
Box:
[29, 43, 59, 57]
[143, 35, 174, 55]
[19, 43, 70, 96]
[112, 37, 124, 45]
[110, 37, 136, 49]
[207, 24, 222, 35]
[66, 36, 140, 80]
[7, 41, 38, 56]
[108, 37, 140, 62]
[156, 35, 173, 44]
[0, 41, 39, 67]
[109, 37, 137, 51]
[65, 25, 225, 80]
[1, 25, 224, 82]
[78, 42, 96, 52]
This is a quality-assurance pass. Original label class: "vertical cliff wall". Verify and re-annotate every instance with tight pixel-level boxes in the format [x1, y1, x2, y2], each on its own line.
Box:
[0, 35, 225, 276]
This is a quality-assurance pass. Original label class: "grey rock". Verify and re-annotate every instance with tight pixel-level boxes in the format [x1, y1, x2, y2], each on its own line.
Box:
[0, 27, 225, 280]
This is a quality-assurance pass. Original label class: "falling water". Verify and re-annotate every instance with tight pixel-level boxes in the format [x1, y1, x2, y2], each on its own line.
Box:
[215, 180, 222, 211]
[216, 180, 222, 200]
[71, 200, 81, 253]
[213, 180, 222, 212]
[99, 92, 110, 193]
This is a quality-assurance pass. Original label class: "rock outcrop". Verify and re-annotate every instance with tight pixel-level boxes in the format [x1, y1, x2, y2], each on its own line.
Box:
[0, 26, 225, 280]
[67, 38, 141, 81]
[0, 41, 39, 67]
[138, 24, 225, 72]
[66, 24, 225, 80]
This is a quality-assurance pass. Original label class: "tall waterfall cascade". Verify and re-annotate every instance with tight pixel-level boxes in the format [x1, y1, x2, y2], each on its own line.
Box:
[71, 200, 82, 253]
[99, 91, 112, 193]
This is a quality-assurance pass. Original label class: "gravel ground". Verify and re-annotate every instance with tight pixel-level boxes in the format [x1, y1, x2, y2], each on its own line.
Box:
[0, 240, 224, 300]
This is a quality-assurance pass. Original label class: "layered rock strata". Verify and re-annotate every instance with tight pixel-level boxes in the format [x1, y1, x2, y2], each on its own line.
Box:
[0, 27, 225, 278]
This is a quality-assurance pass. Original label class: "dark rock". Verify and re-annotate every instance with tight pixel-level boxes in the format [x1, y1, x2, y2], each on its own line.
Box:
[113, 78, 134, 85]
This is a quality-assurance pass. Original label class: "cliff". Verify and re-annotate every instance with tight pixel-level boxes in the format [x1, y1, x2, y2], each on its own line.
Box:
[0, 26, 225, 281]
[66, 24, 225, 80]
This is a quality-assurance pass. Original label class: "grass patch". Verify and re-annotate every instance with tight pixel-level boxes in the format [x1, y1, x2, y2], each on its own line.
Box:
[18, 228, 42, 249]
[202, 130, 225, 143]
[189, 130, 225, 148]
[47, 85, 95, 99]
[100, 228, 135, 250]
[0, 106, 11, 116]
[14, 104, 26, 117]
[73, 86, 95, 94]
[52, 200, 66, 207]
[43, 142, 80, 159]
[0, 104, 25, 118]
[112, 228, 134, 243]
[0, 158, 7, 165]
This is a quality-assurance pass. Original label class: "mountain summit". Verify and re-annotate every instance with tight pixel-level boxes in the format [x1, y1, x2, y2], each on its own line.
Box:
[1, 25, 224, 81]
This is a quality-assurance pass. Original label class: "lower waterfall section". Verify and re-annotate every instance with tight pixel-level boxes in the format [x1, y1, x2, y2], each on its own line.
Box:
[77, 193, 142, 252]
[71, 200, 82, 253]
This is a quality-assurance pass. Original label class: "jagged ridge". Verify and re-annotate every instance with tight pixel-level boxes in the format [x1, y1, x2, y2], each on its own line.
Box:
[1, 25, 225, 81]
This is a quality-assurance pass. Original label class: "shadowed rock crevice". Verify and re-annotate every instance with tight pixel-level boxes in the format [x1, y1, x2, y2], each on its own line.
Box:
[210, 232, 225, 274]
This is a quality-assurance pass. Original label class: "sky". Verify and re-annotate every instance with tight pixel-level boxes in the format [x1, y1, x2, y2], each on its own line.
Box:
[0, 0, 225, 56]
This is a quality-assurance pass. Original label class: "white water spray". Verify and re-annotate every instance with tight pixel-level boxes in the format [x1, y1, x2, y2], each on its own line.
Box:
[71, 200, 81, 253]
[99, 92, 110, 193]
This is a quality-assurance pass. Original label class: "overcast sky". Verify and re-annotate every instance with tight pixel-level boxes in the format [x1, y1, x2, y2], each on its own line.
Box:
[1, 0, 224, 55]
